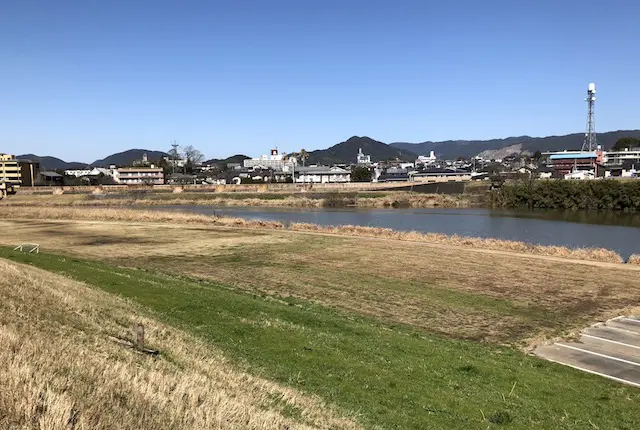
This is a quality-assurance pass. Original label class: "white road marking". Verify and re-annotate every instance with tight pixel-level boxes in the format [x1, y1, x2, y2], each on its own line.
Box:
[582, 334, 640, 350]
[621, 317, 640, 326]
[593, 325, 640, 336]
[540, 354, 640, 388]
[557, 343, 640, 367]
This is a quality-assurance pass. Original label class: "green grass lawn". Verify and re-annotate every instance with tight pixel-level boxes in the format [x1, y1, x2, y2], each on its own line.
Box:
[3, 248, 639, 429]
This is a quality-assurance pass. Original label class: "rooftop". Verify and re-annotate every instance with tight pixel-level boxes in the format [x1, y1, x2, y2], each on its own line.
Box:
[550, 152, 598, 160]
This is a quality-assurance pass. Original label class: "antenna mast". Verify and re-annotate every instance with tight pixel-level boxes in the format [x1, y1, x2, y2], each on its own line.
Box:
[581, 83, 597, 152]
[171, 141, 179, 175]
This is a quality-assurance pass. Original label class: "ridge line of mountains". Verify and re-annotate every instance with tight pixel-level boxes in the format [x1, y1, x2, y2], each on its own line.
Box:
[17, 129, 640, 170]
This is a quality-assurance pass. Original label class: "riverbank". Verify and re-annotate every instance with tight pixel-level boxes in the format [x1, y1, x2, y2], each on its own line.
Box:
[5, 251, 640, 429]
[2, 213, 640, 428]
[0, 258, 356, 430]
[4, 190, 475, 208]
[0, 205, 628, 264]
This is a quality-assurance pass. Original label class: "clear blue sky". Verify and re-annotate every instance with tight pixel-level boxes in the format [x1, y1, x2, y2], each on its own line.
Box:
[1, 0, 638, 162]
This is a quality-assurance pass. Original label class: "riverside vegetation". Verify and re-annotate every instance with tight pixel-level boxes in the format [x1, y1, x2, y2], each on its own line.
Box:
[491, 179, 640, 211]
[3, 207, 640, 428]
[7, 190, 471, 208]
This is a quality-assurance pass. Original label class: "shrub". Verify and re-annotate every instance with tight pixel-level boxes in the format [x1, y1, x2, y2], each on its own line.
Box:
[490, 180, 640, 211]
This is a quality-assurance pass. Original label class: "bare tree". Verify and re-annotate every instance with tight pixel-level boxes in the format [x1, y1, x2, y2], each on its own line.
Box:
[299, 148, 308, 167]
[183, 145, 204, 165]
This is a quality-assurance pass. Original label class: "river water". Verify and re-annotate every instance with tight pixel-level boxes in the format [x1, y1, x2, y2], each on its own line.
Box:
[150, 206, 640, 258]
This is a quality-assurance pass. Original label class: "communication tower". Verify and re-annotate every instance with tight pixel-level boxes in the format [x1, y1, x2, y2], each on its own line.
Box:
[581, 83, 597, 152]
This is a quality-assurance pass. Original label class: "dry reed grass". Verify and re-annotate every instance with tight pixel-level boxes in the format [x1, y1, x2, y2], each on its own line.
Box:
[288, 222, 624, 264]
[0, 205, 624, 263]
[4, 191, 468, 208]
[0, 259, 360, 430]
[628, 254, 640, 265]
[0, 206, 284, 230]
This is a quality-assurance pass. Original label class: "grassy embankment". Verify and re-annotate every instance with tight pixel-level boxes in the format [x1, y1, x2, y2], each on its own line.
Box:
[3, 248, 640, 429]
[0, 258, 358, 430]
[6, 190, 471, 208]
[0, 206, 625, 263]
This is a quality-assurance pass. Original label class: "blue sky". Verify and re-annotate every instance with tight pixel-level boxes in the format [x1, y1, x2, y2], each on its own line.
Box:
[1, 0, 638, 162]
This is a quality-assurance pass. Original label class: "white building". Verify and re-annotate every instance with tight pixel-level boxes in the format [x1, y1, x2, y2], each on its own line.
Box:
[65, 167, 117, 178]
[65, 169, 91, 177]
[295, 166, 350, 183]
[564, 170, 595, 180]
[244, 149, 295, 170]
[604, 148, 640, 166]
[416, 151, 437, 165]
[116, 167, 164, 185]
[356, 148, 371, 165]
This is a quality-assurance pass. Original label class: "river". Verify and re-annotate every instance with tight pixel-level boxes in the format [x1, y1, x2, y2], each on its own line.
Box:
[149, 206, 640, 259]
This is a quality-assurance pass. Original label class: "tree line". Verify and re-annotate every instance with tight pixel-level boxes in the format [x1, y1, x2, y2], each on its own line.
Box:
[490, 179, 640, 211]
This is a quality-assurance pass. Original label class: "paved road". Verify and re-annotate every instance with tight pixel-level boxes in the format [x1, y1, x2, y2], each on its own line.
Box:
[535, 316, 640, 387]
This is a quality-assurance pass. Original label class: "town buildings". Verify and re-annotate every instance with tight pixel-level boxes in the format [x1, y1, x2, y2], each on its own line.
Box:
[244, 149, 295, 170]
[116, 167, 165, 185]
[548, 150, 604, 179]
[356, 148, 371, 165]
[294, 166, 350, 183]
[0, 154, 22, 194]
[416, 151, 437, 165]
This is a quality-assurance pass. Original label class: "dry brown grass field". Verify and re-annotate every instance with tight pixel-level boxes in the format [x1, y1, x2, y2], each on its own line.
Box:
[4, 190, 468, 208]
[1, 206, 639, 347]
[0, 259, 359, 430]
[0, 205, 624, 263]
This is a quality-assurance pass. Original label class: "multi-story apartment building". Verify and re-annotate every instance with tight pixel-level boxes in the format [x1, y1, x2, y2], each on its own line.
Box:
[0, 153, 22, 196]
[116, 167, 165, 185]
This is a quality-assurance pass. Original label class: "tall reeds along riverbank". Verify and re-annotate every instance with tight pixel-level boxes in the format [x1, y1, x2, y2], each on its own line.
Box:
[490, 179, 640, 211]
[5, 191, 472, 208]
[0, 206, 284, 229]
[288, 222, 625, 264]
[628, 254, 640, 265]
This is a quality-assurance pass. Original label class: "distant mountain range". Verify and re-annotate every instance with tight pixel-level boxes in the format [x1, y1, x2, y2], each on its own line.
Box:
[389, 130, 640, 160]
[16, 130, 640, 169]
[91, 149, 167, 168]
[18, 149, 168, 170]
[17, 155, 88, 171]
[307, 136, 415, 165]
[203, 154, 250, 166]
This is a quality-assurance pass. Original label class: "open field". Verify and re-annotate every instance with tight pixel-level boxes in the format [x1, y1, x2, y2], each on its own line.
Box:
[3, 250, 640, 429]
[0, 205, 626, 263]
[1, 209, 638, 346]
[0, 259, 357, 430]
[3, 207, 640, 428]
[4, 189, 471, 208]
